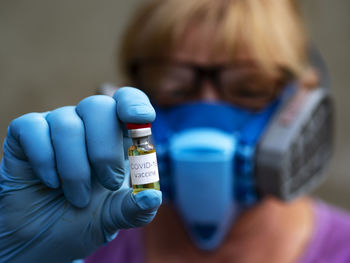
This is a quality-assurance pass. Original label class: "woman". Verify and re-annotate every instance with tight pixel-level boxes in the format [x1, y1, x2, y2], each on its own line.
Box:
[86, 0, 350, 262]
[1, 0, 349, 262]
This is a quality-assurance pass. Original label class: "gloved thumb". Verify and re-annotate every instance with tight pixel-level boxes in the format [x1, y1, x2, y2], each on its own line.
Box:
[102, 189, 162, 236]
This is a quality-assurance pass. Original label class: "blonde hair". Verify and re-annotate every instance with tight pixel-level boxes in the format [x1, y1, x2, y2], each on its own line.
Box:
[119, 0, 309, 83]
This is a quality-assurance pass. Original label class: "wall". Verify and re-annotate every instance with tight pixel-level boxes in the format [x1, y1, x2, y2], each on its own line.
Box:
[300, 0, 350, 209]
[0, 0, 141, 137]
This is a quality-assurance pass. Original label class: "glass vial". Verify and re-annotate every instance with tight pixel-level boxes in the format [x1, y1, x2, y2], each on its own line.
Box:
[127, 123, 160, 194]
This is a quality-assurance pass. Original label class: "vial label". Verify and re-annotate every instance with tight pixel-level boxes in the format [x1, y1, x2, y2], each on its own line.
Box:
[129, 152, 159, 185]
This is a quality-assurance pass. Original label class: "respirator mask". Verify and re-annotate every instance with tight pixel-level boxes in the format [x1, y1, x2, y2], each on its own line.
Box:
[154, 49, 333, 250]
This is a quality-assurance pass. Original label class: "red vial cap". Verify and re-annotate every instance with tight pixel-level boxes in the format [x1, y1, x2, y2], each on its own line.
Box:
[126, 123, 151, 130]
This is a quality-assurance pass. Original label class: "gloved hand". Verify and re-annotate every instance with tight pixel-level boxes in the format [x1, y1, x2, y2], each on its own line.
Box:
[0, 87, 162, 263]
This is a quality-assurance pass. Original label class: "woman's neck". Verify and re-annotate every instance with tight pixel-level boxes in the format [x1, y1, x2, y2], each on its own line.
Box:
[145, 197, 314, 263]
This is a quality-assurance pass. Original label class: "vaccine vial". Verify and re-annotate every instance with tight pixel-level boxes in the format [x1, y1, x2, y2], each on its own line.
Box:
[127, 123, 160, 194]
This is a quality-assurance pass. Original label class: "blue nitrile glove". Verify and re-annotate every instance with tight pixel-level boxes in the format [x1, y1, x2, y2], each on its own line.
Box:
[0, 87, 162, 263]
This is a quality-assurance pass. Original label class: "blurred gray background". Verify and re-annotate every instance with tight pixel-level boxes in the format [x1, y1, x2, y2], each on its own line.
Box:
[0, 0, 349, 209]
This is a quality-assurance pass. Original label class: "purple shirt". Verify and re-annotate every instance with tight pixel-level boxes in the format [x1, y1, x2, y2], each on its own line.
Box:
[85, 201, 350, 263]
[298, 201, 350, 263]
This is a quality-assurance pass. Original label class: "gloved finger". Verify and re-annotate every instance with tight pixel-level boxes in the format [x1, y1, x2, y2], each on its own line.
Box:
[113, 87, 156, 125]
[76, 95, 125, 191]
[103, 189, 162, 234]
[114, 87, 156, 159]
[7, 112, 59, 188]
[124, 190, 162, 227]
[46, 106, 91, 208]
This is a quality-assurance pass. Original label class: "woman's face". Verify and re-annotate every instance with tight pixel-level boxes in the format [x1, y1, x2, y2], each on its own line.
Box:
[135, 25, 290, 110]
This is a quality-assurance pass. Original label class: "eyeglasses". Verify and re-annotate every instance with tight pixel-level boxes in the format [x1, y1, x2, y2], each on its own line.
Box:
[130, 60, 294, 110]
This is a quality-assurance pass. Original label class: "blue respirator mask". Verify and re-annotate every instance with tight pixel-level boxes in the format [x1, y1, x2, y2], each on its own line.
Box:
[151, 79, 332, 250]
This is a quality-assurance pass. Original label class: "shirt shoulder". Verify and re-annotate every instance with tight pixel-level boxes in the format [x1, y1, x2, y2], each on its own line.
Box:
[84, 228, 144, 263]
[299, 200, 350, 263]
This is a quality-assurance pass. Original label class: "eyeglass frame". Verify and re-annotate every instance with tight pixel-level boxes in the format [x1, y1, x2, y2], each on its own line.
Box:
[128, 59, 295, 109]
